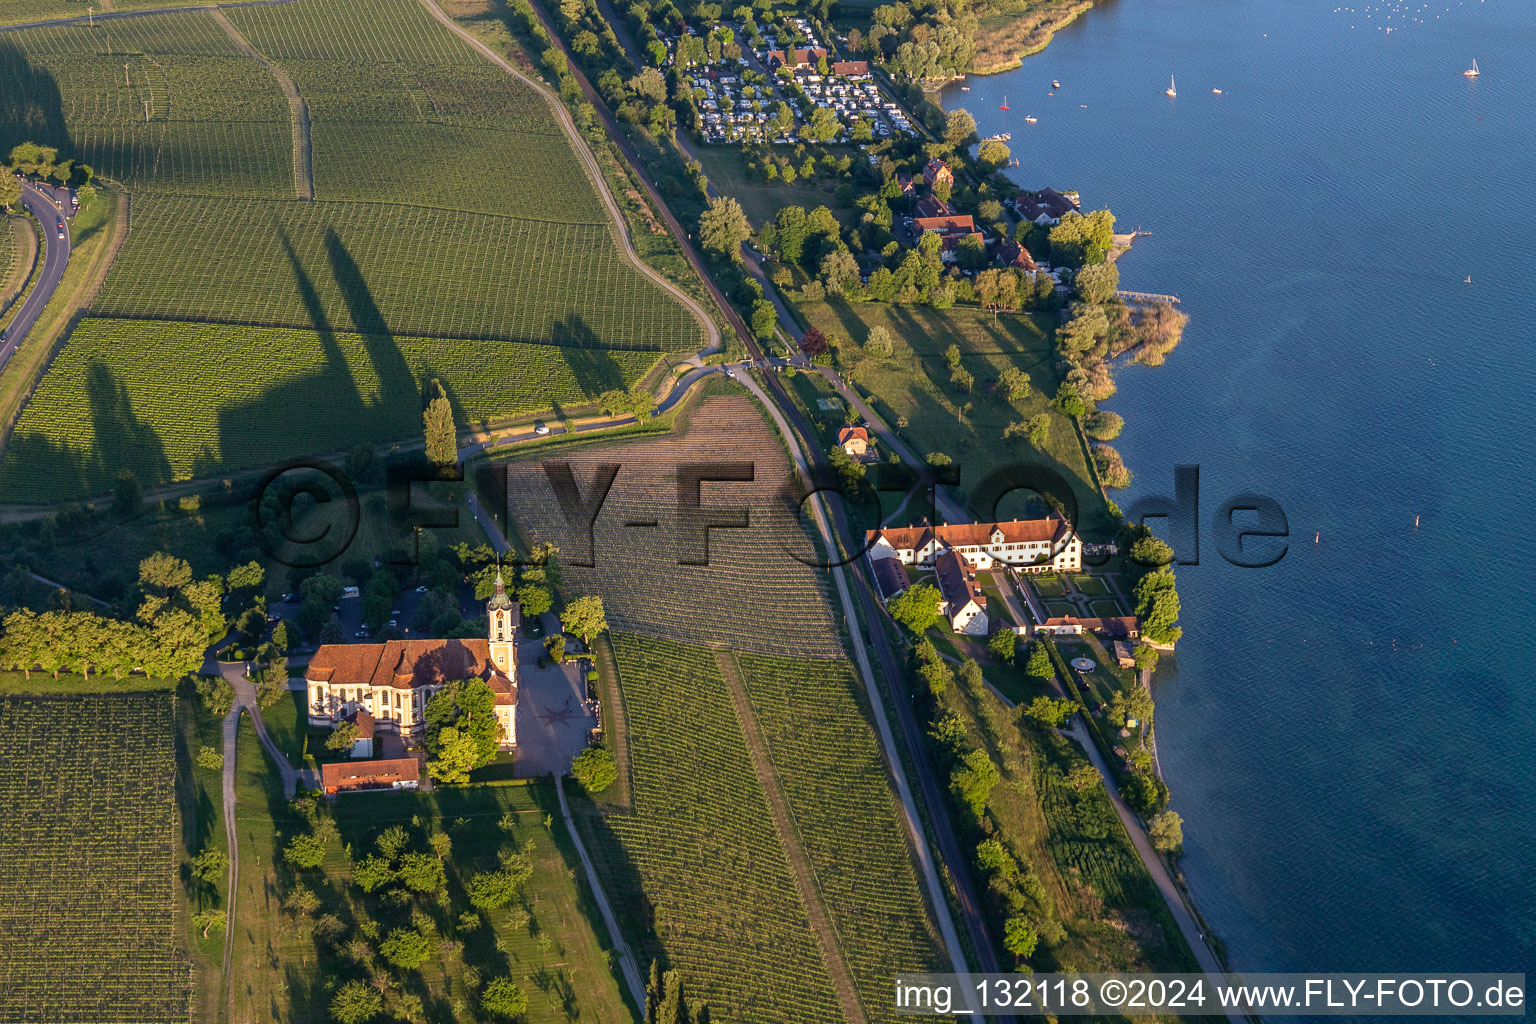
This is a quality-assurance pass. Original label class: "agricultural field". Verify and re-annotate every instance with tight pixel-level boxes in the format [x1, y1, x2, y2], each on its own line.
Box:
[0, 0, 707, 500]
[226, 716, 635, 1024]
[0, 0, 216, 27]
[581, 633, 846, 1022]
[733, 651, 947, 1019]
[0, 317, 665, 499]
[790, 296, 1114, 536]
[0, 692, 189, 1022]
[497, 396, 845, 657]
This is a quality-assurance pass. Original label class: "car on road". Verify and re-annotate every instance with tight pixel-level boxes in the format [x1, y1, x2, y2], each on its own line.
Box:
[56, 222, 64, 240]
[0, 329, 7, 343]
[353, 630, 369, 639]
[723, 366, 735, 378]
[534, 424, 550, 435]
[415, 585, 429, 593]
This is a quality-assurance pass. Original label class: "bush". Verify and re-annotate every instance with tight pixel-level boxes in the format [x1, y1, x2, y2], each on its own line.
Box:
[480, 977, 529, 1018]
[571, 744, 617, 794]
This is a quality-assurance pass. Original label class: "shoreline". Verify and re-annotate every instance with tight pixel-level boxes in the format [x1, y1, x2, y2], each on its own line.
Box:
[930, 9, 1226, 977]
[967, 0, 1097, 77]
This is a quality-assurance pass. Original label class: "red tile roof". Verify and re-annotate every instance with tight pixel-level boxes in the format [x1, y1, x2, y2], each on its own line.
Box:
[913, 195, 955, 219]
[344, 708, 375, 739]
[868, 514, 1070, 552]
[322, 757, 421, 794]
[934, 548, 985, 615]
[838, 425, 870, 445]
[831, 60, 868, 75]
[913, 214, 975, 236]
[308, 639, 516, 704]
[998, 240, 1038, 272]
[1039, 616, 1140, 638]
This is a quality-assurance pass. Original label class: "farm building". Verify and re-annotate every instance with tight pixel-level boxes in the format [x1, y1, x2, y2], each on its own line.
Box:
[1112, 640, 1137, 668]
[871, 557, 910, 603]
[321, 758, 422, 797]
[305, 572, 519, 748]
[1034, 616, 1141, 639]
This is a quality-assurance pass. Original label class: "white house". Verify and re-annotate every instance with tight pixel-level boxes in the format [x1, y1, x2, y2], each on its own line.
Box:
[305, 572, 520, 748]
[934, 548, 988, 635]
[865, 512, 1081, 574]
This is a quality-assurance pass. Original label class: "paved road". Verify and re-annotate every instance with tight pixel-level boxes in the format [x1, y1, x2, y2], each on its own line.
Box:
[0, 182, 70, 375]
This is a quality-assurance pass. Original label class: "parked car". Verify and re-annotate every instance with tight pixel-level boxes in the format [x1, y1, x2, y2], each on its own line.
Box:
[534, 424, 551, 435]
[353, 630, 369, 639]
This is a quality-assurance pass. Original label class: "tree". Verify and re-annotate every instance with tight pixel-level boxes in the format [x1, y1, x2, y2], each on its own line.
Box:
[425, 678, 502, 771]
[987, 628, 1016, 664]
[75, 182, 98, 212]
[750, 298, 777, 340]
[887, 581, 942, 634]
[284, 884, 322, 915]
[428, 726, 481, 785]
[352, 854, 396, 893]
[330, 980, 383, 1024]
[949, 364, 974, 392]
[1085, 409, 1123, 440]
[326, 721, 360, 754]
[0, 167, 19, 213]
[1134, 568, 1182, 644]
[191, 847, 226, 885]
[950, 748, 1000, 818]
[1023, 640, 1052, 682]
[1075, 261, 1119, 304]
[481, 977, 530, 1018]
[819, 248, 860, 295]
[1129, 534, 1174, 568]
[955, 233, 988, 272]
[139, 551, 192, 595]
[284, 832, 327, 869]
[423, 378, 456, 469]
[865, 325, 894, 358]
[1149, 809, 1184, 854]
[976, 139, 1010, 172]
[571, 745, 617, 793]
[9, 142, 58, 178]
[1052, 380, 1086, 418]
[699, 195, 750, 257]
[196, 745, 224, 770]
[943, 107, 976, 148]
[1022, 695, 1078, 728]
[1004, 916, 1039, 958]
[517, 583, 553, 617]
[398, 851, 447, 893]
[192, 909, 227, 938]
[379, 928, 432, 970]
[560, 595, 608, 646]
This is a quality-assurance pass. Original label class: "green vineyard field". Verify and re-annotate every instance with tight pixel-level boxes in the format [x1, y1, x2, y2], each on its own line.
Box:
[0, 316, 664, 499]
[0, 692, 188, 1022]
[734, 652, 947, 1021]
[588, 633, 846, 1023]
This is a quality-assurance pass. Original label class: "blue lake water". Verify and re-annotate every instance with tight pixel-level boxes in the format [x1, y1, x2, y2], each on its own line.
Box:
[943, 0, 1535, 975]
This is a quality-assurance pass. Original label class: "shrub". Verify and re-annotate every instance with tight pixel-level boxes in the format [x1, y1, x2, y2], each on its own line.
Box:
[571, 744, 618, 794]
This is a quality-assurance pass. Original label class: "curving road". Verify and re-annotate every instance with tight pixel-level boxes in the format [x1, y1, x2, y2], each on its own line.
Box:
[0, 182, 70, 375]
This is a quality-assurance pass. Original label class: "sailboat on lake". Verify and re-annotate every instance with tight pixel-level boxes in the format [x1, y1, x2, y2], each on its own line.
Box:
[1165, 75, 1177, 97]
[999, 94, 1010, 110]
[1464, 58, 1480, 77]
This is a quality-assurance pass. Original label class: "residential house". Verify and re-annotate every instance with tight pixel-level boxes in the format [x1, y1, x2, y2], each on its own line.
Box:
[831, 60, 869, 76]
[913, 194, 955, 219]
[934, 548, 988, 635]
[895, 173, 916, 197]
[767, 47, 827, 70]
[923, 157, 954, 191]
[997, 239, 1038, 274]
[305, 572, 520, 748]
[1015, 187, 1077, 226]
[321, 758, 421, 797]
[940, 231, 985, 264]
[866, 513, 1081, 573]
[838, 425, 873, 458]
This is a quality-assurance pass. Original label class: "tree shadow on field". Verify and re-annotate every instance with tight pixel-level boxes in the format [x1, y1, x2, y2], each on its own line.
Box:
[0, 39, 73, 162]
[214, 224, 427, 474]
[553, 314, 627, 401]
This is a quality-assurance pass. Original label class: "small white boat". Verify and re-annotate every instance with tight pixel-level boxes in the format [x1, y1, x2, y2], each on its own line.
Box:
[960, 85, 970, 91]
[1024, 115, 1037, 123]
[1212, 88, 1223, 94]
[1165, 75, 1177, 98]
[1464, 58, 1480, 77]
[1052, 79, 1060, 88]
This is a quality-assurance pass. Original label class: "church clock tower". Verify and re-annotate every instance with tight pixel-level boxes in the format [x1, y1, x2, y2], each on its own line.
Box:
[486, 568, 518, 677]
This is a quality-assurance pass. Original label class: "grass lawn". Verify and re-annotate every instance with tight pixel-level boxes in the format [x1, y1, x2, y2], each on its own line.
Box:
[1090, 597, 1127, 618]
[0, 669, 176, 695]
[688, 143, 852, 231]
[174, 682, 229, 1024]
[226, 717, 636, 1023]
[787, 298, 1113, 536]
[1044, 599, 1077, 619]
[1072, 574, 1109, 596]
[1031, 575, 1068, 598]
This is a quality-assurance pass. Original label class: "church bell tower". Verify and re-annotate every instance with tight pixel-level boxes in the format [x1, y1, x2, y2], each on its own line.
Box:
[486, 568, 518, 677]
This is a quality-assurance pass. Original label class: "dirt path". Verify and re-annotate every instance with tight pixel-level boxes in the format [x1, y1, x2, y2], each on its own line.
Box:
[211, 9, 313, 200]
[716, 652, 869, 1024]
[218, 701, 240, 1019]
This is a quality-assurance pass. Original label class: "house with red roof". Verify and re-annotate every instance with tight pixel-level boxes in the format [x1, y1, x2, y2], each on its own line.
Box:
[865, 513, 1081, 573]
[321, 758, 422, 797]
[305, 571, 520, 748]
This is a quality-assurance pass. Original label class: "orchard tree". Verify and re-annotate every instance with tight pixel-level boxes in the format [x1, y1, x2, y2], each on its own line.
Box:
[330, 980, 382, 1024]
[481, 978, 529, 1019]
[865, 325, 894, 358]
